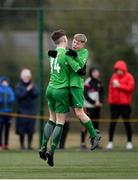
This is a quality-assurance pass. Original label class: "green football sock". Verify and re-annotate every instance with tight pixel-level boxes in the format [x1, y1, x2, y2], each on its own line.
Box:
[42, 120, 55, 147]
[50, 124, 63, 153]
[82, 120, 96, 138]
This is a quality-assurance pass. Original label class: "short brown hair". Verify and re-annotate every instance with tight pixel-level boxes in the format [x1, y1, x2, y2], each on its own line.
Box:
[74, 33, 87, 43]
[51, 29, 66, 44]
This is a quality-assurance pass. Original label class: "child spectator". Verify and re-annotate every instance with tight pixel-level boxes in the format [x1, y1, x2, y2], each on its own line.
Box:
[0, 76, 15, 150]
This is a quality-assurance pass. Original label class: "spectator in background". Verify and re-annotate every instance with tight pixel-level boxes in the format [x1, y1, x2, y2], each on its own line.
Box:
[80, 68, 104, 149]
[15, 69, 39, 150]
[106, 60, 135, 150]
[0, 76, 15, 150]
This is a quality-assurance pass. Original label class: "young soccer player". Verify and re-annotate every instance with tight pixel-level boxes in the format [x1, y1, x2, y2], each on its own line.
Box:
[66, 34, 101, 150]
[39, 30, 84, 167]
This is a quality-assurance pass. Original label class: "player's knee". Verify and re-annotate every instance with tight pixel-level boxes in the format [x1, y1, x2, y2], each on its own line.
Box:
[75, 109, 83, 119]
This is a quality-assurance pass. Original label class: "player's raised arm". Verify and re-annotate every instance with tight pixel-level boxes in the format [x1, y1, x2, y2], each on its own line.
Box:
[66, 54, 86, 76]
[75, 48, 89, 68]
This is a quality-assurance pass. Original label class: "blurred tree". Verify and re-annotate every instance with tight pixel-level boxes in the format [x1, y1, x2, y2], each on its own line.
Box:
[44, 0, 138, 117]
[0, 0, 138, 117]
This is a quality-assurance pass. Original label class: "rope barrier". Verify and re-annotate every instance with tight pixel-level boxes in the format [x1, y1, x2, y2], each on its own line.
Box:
[0, 112, 138, 123]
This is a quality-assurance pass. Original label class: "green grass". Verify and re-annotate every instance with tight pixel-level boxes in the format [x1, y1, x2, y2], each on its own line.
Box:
[0, 149, 138, 179]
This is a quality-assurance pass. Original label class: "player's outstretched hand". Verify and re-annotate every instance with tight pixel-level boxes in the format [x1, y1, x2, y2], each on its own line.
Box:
[66, 49, 78, 58]
[48, 50, 57, 58]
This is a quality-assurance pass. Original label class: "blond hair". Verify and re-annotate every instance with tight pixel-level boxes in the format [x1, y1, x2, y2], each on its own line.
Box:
[74, 33, 87, 43]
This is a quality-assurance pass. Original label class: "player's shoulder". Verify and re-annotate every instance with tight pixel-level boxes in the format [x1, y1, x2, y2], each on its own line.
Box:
[80, 48, 88, 53]
[83, 48, 89, 57]
[56, 48, 66, 58]
[78, 48, 89, 58]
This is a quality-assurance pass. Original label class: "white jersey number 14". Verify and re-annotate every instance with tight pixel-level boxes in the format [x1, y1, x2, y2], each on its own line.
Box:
[50, 57, 61, 73]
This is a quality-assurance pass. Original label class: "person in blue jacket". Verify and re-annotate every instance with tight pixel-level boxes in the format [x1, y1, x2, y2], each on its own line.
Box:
[0, 76, 15, 150]
[15, 68, 39, 150]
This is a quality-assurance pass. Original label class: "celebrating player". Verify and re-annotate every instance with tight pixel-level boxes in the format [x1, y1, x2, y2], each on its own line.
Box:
[39, 30, 84, 167]
[66, 34, 101, 150]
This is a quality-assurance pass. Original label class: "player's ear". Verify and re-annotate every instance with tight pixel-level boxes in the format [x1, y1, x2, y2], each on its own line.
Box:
[63, 37, 66, 43]
[81, 42, 85, 48]
[63, 36, 68, 43]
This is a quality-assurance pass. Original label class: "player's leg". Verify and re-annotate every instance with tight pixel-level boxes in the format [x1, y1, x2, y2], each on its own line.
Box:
[42, 111, 56, 147]
[59, 120, 70, 149]
[46, 88, 69, 166]
[80, 126, 87, 149]
[71, 87, 96, 136]
[39, 86, 56, 160]
[46, 113, 66, 166]
[39, 110, 56, 160]
[80, 108, 92, 149]
[71, 87, 101, 150]
[75, 108, 101, 150]
[43, 86, 57, 146]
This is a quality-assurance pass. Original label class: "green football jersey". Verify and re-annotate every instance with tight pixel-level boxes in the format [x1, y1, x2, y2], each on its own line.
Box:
[69, 48, 89, 88]
[48, 47, 81, 89]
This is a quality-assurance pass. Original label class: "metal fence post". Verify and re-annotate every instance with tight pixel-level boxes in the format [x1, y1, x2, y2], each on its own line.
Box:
[37, 8, 44, 147]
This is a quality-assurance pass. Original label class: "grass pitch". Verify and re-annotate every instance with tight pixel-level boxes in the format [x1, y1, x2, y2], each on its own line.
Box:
[0, 149, 138, 179]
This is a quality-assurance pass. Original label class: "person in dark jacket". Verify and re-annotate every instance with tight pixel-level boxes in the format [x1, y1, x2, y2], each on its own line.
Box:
[80, 68, 104, 149]
[106, 60, 135, 150]
[0, 76, 15, 150]
[15, 68, 39, 150]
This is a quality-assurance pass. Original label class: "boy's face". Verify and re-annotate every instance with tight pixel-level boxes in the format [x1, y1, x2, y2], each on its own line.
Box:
[72, 39, 84, 51]
[2, 80, 8, 87]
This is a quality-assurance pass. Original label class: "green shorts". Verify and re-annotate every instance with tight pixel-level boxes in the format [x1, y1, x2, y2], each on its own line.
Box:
[46, 85, 70, 113]
[69, 87, 84, 108]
